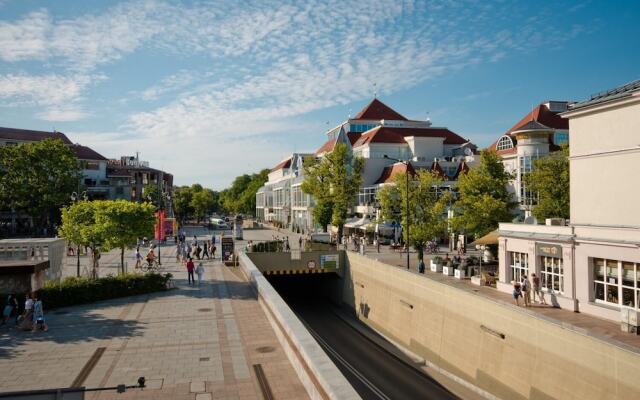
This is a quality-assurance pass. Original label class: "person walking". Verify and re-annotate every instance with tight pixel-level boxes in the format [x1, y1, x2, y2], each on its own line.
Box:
[512, 281, 523, 307]
[135, 246, 143, 269]
[418, 259, 426, 274]
[196, 262, 205, 286]
[176, 243, 182, 262]
[531, 273, 547, 305]
[31, 292, 48, 332]
[298, 236, 303, 250]
[202, 240, 210, 259]
[521, 275, 532, 307]
[212, 244, 217, 259]
[19, 292, 34, 331]
[185, 257, 195, 286]
[2, 293, 18, 325]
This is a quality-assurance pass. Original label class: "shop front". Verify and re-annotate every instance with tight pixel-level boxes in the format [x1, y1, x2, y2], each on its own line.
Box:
[497, 223, 577, 311]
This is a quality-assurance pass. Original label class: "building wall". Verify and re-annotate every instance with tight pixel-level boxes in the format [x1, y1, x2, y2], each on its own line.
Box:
[344, 252, 640, 400]
[404, 136, 444, 161]
[568, 100, 640, 227]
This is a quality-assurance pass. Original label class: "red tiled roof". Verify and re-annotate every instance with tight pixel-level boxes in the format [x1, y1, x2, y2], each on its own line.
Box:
[353, 98, 408, 121]
[71, 144, 107, 161]
[374, 162, 416, 184]
[452, 161, 470, 180]
[489, 103, 569, 154]
[314, 132, 361, 155]
[0, 127, 73, 144]
[270, 157, 292, 172]
[353, 126, 467, 147]
[430, 161, 448, 180]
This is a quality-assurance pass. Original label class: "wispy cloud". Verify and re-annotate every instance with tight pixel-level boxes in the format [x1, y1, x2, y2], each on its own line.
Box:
[0, 0, 590, 186]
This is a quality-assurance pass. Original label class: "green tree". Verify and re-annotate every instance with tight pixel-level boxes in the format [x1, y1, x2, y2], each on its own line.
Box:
[525, 146, 570, 221]
[312, 199, 334, 232]
[60, 200, 156, 277]
[219, 169, 269, 215]
[142, 184, 160, 208]
[379, 171, 451, 260]
[191, 188, 217, 222]
[452, 150, 515, 239]
[0, 138, 81, 233]
[97, 200, 156, 274]
[173, 186, 194, 223]
[302, 143, 363, 236]
[59, 201, 104, 278]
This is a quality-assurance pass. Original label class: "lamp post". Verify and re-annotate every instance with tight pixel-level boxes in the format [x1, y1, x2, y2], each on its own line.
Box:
[383, 155, 410, 270]
[70, 191, 88, 277]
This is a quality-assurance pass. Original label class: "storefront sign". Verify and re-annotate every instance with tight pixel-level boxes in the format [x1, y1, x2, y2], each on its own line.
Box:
[536, 243, 562, 258]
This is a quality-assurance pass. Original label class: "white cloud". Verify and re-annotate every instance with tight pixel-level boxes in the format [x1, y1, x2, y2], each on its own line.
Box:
[0, 73, 100, 121]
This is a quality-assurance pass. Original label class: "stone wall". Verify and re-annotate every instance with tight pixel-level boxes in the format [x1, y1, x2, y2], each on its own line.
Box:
[343, 252, 640, 400]
[0, 238, 65, 282]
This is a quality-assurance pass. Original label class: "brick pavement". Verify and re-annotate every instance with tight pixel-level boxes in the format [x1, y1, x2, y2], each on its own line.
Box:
[0, 238, 309, 400]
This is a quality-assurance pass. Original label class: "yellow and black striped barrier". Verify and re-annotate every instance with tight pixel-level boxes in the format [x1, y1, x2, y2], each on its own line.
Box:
[262, 269, 335, 276]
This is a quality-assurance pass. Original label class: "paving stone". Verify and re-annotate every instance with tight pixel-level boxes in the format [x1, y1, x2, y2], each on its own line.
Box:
[190, 380, 206, 393]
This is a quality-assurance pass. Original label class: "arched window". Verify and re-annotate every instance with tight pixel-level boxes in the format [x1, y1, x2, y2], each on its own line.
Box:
[496, 135, 514, 151]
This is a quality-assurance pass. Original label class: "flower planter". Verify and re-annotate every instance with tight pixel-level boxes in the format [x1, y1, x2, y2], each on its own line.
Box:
[430, 260, 442, 272]
[454, 269, 466, 279]
[471, 275, 482, 286]
[443, 266, 454, 276]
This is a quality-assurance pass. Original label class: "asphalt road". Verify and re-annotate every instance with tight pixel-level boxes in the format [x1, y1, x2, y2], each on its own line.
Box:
[270, 275, 459, 400]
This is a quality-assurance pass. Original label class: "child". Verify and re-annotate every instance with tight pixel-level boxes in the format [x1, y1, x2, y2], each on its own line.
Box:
[31, 292, 48, 332]
[196, 262, 205, 286]
[512, 282, 522, 307]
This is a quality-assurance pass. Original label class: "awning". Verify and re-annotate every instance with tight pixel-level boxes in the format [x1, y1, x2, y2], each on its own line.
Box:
[470, 230, 499, 246]
[344, 217, 369, 229]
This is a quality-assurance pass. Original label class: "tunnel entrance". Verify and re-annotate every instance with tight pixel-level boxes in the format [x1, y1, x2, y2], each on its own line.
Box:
[267, 273, 457, 400]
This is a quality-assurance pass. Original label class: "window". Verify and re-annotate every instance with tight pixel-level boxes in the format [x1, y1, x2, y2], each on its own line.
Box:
[509, 252, 529, 282]
[84, 162, 100, 170]
[541, 256, 564, 293]
[553, 131, 569, 146]
[519, 155, 539, 206]
[358, 186, 378, 206]
[594, 258, 640, 309]
[496, 136, 514, 151]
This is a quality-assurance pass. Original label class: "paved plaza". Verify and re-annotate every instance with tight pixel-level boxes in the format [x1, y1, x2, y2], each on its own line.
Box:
[0, 236, 309, 400]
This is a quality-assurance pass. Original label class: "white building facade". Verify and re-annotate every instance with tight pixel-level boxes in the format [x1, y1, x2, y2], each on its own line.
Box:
[497, 80, 640, 322]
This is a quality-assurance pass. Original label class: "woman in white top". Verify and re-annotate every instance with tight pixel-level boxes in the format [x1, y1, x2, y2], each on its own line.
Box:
[195, 262, 205, 286]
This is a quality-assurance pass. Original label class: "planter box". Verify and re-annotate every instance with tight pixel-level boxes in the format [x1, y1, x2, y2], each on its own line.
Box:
[430, 260, 443, 272]
[471, 276, 483, 286]
[442, 266, 454, 276]
[454, 269, 466, 279]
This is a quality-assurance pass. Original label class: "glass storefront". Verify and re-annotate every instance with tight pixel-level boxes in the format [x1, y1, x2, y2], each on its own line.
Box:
[593, 258, 640, 309]
[510, 252, 529, 282]
[541, 256, 564, 293]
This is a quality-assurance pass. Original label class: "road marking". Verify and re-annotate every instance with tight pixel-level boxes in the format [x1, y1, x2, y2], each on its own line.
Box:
[301, 319, 391, 400]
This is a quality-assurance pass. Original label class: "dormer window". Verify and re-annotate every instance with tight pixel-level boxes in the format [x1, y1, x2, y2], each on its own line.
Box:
[496, 135, 514, 151]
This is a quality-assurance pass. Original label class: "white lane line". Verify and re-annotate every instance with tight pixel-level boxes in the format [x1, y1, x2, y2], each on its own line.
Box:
[301, 319, 391, 400]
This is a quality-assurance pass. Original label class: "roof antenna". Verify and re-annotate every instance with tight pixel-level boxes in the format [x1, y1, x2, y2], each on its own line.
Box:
[373, 82, 377, 99]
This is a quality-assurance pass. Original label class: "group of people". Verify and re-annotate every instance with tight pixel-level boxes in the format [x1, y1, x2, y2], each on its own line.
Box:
[176, 235, 217, 262]
[512, 273, 548, 307]
[2, 291, 48, 332]
[183, 257, 206, 286]
[134, 243, 157, 269]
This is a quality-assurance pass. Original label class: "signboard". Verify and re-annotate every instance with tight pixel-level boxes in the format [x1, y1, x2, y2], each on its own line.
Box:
[154, 210, 165, 241]
[221, 237, 234, 261]
[320, 254, 339, 269]
[536, 243, 562, 258]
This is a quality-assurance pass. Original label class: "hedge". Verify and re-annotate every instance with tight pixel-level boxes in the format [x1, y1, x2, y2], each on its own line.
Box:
[35, 273, 173, 310]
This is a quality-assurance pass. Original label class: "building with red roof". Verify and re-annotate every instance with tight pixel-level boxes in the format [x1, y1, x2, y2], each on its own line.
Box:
[257, 98, 477, 233]
[487, 101, 570, 215]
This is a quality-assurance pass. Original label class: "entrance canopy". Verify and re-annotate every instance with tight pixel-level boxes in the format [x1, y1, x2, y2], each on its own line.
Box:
[470, 230, 499, 246]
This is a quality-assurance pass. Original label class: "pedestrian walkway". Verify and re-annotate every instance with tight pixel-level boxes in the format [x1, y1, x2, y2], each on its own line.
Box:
[0, 239, 309, 400]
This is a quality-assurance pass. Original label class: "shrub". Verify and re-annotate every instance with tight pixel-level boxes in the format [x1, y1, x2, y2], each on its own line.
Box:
[432, 256, 443, 264]
[37, 273, 172, 310]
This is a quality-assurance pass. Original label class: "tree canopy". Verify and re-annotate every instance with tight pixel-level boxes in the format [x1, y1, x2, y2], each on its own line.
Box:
[59, 200, 156, 276]
[452, 150, 515, 239]
[378, 170, 451, 259]
[302, 143, 363, 233]
[172, 184, 220, 223]
[0, 138, 81, 232]
[219, 169, 269, 215]
[526, 146, 570, 221]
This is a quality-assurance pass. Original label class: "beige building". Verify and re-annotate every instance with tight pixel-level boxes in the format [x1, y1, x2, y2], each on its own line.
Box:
[498, 79, 640, 322]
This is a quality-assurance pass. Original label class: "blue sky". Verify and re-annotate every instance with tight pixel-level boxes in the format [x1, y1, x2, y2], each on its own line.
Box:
[0, 0, 639, 189]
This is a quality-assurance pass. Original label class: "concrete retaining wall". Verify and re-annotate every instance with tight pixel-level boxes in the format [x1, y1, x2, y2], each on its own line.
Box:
[238, 252, 360, 400]
[343, 252, 640, 400]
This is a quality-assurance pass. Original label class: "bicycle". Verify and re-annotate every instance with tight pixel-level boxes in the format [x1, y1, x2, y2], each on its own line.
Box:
[141, 259, 161, 273]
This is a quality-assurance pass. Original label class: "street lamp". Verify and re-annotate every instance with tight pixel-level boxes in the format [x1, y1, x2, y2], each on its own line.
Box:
[383, 155, 410, 270]
[70, 191, 88, 277]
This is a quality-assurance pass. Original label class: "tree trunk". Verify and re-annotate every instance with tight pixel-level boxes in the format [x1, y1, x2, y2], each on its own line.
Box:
[121, 247, 125, 275]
